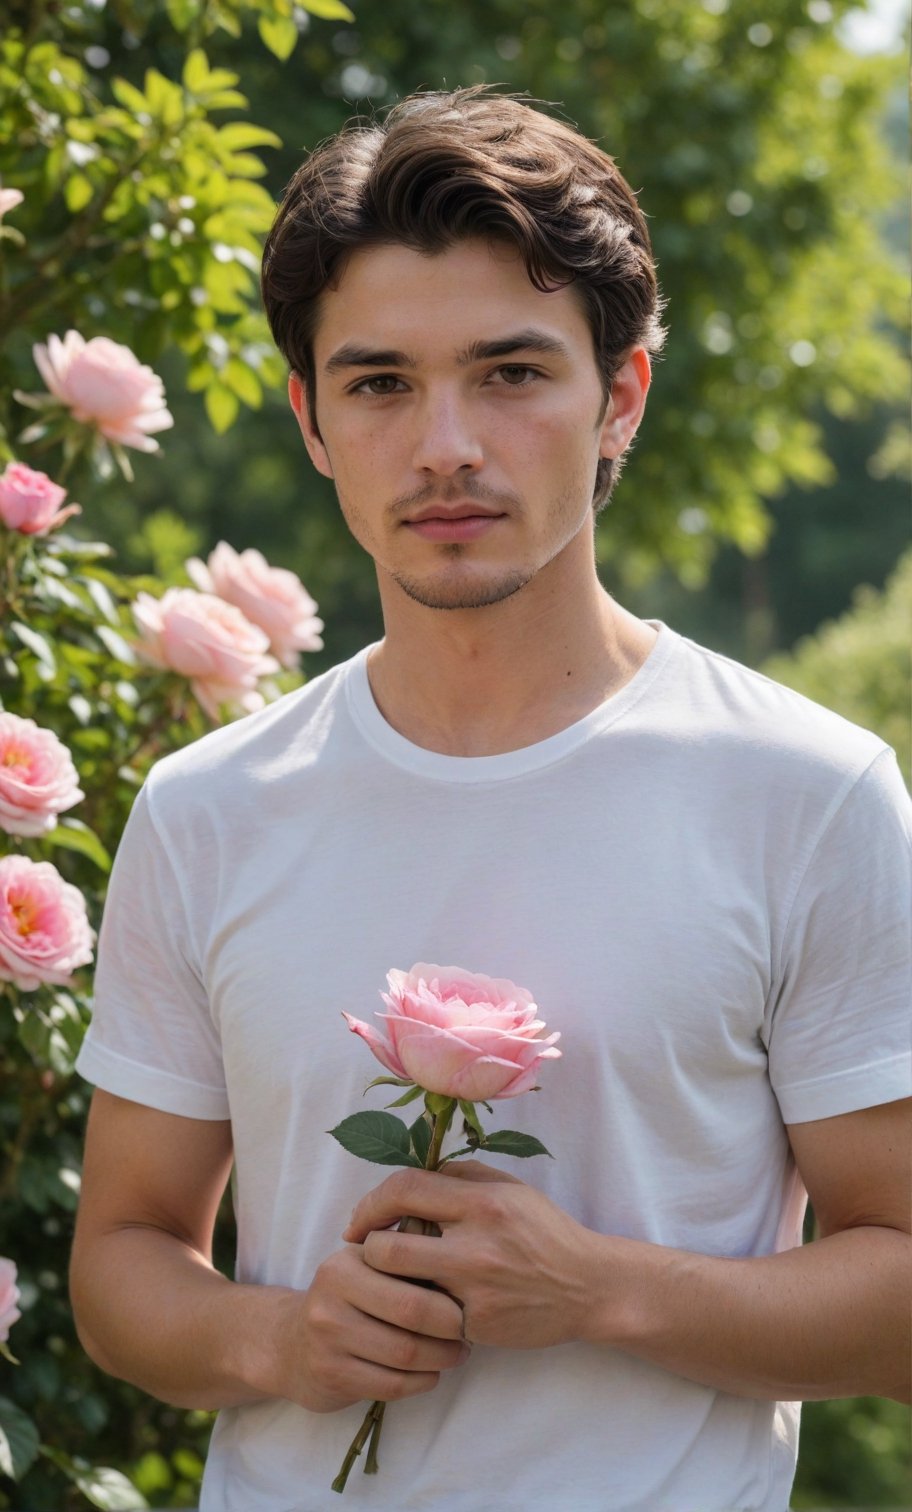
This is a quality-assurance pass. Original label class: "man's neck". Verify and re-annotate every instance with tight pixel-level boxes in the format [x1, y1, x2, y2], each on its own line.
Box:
[366, 548, 658, 759]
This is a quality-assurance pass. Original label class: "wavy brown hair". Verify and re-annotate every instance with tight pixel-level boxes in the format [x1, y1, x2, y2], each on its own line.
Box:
[261, 85, 667, 510]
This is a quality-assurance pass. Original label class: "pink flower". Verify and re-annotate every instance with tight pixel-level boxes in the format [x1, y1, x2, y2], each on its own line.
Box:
[0, 188, 23, 223]
[0, 714, 84, 838]
[0, 462, 81, 536]
[132, 586, 279, 721]
[344, 963, 561, 1101]
[0, 1258, 21, 1342]
[187, 541, 324, 668]
[0, 855, 94, 992]
[32, 330, 174, 453]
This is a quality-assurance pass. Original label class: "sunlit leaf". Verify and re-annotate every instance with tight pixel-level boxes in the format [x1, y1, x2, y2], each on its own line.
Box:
[0, 1397, 40, 1479]
[258, 16, 298, 60]
[45, 820, 112, 874]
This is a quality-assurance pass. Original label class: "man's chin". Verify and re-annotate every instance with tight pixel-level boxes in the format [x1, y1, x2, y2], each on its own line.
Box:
[390, 568, 532, 612]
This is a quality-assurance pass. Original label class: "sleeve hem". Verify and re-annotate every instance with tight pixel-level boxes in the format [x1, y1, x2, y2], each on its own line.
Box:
[775, 1052, 911, 1124]
[75, 1035, 231, 1121]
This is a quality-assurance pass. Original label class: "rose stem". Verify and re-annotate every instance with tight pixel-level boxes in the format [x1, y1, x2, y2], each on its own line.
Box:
[331, 1400, 385, 1493]
[332, 1099, 458, 1490]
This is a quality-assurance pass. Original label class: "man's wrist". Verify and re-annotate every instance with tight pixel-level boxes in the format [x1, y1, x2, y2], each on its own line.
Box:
[574, 1231, 668, 1352]
[216, 1279, 302, 1404]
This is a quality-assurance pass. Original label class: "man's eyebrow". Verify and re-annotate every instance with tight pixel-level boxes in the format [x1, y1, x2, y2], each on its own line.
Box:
[323, 329, 571, 376]
[456, 330, 571, 365]
[324, 345, 418, 375]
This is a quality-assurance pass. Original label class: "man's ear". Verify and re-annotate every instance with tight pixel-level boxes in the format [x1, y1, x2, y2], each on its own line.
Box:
[288, 372, 334, 480]
[597, 347, 651, 460]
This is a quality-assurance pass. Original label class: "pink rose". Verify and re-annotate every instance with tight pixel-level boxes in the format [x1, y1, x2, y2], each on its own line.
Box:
[0, 1258, 21, 1342]
[187, 541, 324, 668]
[0, 462, 81, 536]
[32, 330, 174, 453]
[0, 188, 23, 223]
[132, 586, 279, 721]
[0, 714, 84, 838]
[344, 963, 562, 1101]
[0, 855, 94, 992]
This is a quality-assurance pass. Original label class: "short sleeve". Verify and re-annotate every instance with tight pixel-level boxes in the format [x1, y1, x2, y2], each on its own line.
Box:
[75, 778, 230, 1119]
[763, 747, 912, 1124]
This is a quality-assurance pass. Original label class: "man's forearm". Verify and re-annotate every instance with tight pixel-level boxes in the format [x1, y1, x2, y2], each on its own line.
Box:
[591, 1224, 910, 1403]
[70, 1224, 296, 1410]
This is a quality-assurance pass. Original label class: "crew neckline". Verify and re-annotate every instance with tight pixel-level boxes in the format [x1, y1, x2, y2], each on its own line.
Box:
[345, 619, 680, 783]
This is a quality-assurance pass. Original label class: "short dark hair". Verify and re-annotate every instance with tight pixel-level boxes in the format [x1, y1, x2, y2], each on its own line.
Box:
[261, 85, 667, 511]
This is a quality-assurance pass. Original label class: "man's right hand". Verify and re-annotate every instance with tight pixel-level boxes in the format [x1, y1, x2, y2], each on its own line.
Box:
[267, 1244, 469, 1413]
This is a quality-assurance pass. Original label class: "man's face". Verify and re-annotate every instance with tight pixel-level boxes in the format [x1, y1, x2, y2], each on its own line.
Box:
[290, 238, 647, 612]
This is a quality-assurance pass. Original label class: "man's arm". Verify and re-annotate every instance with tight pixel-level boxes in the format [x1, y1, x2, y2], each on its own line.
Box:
[70, 1090, 468, 1412]
[344, 1097, 911, 1403]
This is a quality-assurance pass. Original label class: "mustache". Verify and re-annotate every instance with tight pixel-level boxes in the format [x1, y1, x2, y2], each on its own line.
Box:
[390, 480, 522, 520]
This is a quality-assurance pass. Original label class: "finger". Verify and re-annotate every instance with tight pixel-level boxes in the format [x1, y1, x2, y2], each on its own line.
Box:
[361, 1228, 455, 1287]
[347, 1313, 469, 1376]
[344, 1168, 475, 1241]
[441, 1160, 524, 1185]
[343, 1246, 465, 1339]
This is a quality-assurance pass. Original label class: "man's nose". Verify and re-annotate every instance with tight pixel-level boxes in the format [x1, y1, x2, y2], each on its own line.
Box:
[410, 392, 484, 477]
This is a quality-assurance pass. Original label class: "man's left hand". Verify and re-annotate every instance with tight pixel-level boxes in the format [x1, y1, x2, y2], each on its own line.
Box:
[342, 1162, 605, 1350]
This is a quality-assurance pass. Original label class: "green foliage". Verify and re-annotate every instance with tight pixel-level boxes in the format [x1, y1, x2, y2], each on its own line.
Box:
[0, 8, 339, 1503]
[792, 1396, 912, 1509]
[328, 1110, 423, 1167]
[0, 521, 230, 1508]
[762, 548, 911, 778]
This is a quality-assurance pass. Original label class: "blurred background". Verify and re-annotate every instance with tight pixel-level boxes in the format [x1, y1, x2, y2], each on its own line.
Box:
[0, 0, 908, 1505]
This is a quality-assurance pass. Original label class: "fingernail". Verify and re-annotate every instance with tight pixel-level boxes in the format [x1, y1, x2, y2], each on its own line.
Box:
[458, 1343, 472, 1363]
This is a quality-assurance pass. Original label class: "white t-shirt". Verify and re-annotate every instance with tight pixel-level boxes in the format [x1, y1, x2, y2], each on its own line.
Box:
[76, 620, 912, 1512]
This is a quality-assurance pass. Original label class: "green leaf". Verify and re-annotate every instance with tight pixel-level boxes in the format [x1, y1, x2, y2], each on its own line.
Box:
[478, 1131, 553, 1159]
[223, 359, 263, 408]
[95, 625, 136, 665]
[409, 1112, 431, 1167]
[111, 78, 148, 115]
[258, 16, 298, 59]
[170, 0, 202, 36]
[218, 123, 282, 151]
[41, 1448, 149, 1509]
[205, 383, 239, 433]
[301, 0, 355, 18]
[11, 621, 56, 672]
[385, 1083, 424, 1108]
[328, 1111, 419, 1167]
[45, 819, 112, 874]
[0, 1396, 40, 1479]
[64, 174, 93, 212]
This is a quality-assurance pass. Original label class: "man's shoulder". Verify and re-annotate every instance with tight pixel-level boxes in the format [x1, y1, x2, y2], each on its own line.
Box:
[671, 629, 890, 787]
[143, 646, 362, 810]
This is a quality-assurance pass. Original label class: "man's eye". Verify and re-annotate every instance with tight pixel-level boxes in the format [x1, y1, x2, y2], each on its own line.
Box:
[353, 375, 402, 396]
[495, 365, 538, 386]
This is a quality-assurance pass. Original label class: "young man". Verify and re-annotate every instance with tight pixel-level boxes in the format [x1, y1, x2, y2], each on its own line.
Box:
[71, 87, 911, 1511]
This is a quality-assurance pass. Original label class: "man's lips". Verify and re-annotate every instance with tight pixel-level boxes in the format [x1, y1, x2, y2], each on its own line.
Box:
[406, 503, 505, 523]
[404, 512, 506, 542]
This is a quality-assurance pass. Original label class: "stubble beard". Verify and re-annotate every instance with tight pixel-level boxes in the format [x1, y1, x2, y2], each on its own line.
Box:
[388, 551, 534, 611]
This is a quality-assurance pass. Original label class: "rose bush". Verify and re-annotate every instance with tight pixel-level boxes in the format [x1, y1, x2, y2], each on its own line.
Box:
[0, 716, 84, 839]
[344, 963, 562, 1101]
[0, 462, 80, 536]
[0, 856, 94, 992]
[187, 541, 324, 668]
